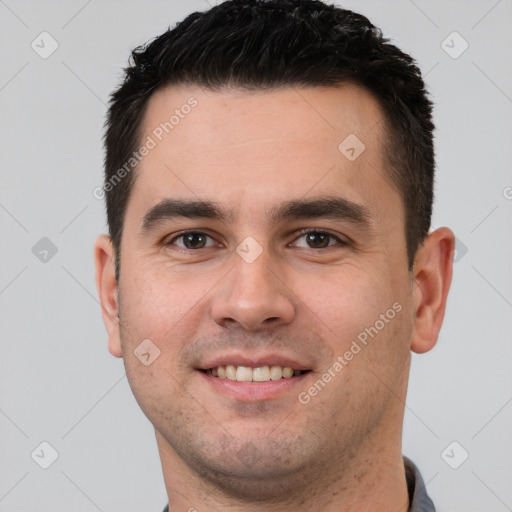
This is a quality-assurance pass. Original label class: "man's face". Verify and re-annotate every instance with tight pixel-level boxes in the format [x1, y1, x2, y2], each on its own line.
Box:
[103, 84, 418, 494]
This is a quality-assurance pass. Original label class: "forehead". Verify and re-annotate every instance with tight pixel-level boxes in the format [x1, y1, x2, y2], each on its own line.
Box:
[129, 83, 399, 230]
[142, 82, 386, 155]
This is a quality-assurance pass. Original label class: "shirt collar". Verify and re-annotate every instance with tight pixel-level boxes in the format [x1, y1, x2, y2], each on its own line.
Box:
[404, 456, 436, 512]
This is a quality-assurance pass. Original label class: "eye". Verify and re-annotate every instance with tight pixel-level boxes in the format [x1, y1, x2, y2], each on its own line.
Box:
[291, 229, 348, 249]
[163, 229, 348, 252]
[165, 231, 219, 250]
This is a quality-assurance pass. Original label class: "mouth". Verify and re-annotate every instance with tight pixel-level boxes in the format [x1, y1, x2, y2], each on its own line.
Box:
[202, 365, 311, 382]
[196, 354, 314, 401]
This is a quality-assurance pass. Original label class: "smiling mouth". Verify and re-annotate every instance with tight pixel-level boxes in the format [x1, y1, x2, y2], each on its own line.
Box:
[202, 365, 311, 382]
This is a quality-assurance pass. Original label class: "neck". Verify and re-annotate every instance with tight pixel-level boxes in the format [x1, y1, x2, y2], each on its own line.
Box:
[156, 429, 409, 512]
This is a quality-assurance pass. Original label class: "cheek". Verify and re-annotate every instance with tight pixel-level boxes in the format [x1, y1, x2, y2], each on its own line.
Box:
[298, 265, 394, 345]
[298, 263, 412, 387]
[119, 266, 208, 348]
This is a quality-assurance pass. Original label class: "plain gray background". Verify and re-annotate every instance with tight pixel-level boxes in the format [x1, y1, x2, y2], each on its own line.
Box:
[1, 1, 511, 511]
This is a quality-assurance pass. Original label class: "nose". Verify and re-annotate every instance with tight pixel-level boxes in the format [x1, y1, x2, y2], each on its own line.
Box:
[210, 248, 296, 331]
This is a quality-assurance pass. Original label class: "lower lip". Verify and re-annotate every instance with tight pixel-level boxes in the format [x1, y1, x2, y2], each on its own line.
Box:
[198, 370, 310, 401]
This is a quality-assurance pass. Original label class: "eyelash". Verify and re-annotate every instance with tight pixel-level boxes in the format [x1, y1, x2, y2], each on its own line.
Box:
[164, 229, 349, 252]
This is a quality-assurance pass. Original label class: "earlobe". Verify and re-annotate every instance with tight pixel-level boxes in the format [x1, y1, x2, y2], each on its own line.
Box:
[410, 227, 455, 354]
[94, 234, 123, 358]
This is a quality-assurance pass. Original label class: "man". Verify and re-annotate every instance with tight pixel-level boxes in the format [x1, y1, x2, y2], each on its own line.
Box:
[95, 1, 454, 510]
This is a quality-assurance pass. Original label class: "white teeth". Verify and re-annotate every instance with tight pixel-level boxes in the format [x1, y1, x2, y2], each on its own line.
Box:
[270, 365, 283, 380]
[252, 366, 270, 382]
[207, 364, 304, 382]
[282, 367, 294, 379]
[235, 366, 253, 382]
[225, 364, 237, 380]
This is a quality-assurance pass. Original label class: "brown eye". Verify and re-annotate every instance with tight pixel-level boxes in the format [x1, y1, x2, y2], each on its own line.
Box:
[292, 230, 347, 249]
[304, 232, 331, 248]
[182, 232, 207, 249]
[166, 231, 217, 250]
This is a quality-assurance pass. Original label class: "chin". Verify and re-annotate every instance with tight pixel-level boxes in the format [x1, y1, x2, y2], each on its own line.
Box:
[190, 452, 308, 501]
[162, 427, 314, 499]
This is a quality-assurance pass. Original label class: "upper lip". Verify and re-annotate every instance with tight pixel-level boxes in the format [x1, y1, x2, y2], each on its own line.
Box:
[198, 353, 311, 371]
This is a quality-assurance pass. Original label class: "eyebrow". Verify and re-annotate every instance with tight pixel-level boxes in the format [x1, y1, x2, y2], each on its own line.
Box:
[140, 196, 372, 233]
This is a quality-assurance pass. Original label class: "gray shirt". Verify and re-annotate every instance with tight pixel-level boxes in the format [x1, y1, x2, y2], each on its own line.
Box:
[161, 457, 435, 511]
[405, 456, 436, 512]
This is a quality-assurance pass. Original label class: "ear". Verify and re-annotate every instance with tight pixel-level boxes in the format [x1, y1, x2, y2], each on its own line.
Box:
[410, 227, 455, 354]
[94, 234, 122, 358]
